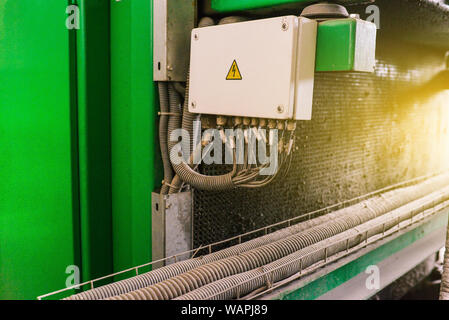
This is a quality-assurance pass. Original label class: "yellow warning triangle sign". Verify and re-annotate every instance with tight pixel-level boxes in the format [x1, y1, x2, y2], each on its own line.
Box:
[226, 60, 242, 80]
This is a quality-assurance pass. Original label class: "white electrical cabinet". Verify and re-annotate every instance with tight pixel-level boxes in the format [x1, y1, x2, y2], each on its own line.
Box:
[188, 16, 317, 120]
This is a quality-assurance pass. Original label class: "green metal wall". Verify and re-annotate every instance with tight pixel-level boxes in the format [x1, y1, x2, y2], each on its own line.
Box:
[110, 0, 162, 275]
[75, 0, 112, 287]
[211, 0, 312, 12]
[0, 0, 80, 299]
[0, 0, 112, 299]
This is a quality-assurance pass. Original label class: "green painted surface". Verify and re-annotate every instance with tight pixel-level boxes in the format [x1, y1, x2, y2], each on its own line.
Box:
[75, 0, 112, 284]
[211, 0, 368, 12]
[315, 19, 356, 72]
[110, 0, 162, 275]
[0, 0, 80, 299]
[211, 0, 312, 12]
[278, 211, 449, 300]
[0, 0, 113, 299]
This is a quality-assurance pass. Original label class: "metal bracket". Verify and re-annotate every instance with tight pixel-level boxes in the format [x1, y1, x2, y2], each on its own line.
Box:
[151, 191, 193, 269]
[153, 0, 196, 81]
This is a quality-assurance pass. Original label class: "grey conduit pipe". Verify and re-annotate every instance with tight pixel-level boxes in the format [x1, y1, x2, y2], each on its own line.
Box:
[64, 200, 340, 300]
[158, 82, 172, 195]
[439, 216, 449, 300]
[168, 16, 219, 194]
[167, 17, 214, 195]
[65, 173, 449, 300]
[166, 73, 236, 192]
[176, 186, 449, 300]
[107, 174, 449, 300]
[167, 82, 183, 158]
[167, 72, 190, 194]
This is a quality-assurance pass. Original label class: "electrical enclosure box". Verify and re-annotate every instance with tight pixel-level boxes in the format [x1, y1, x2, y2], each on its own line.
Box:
[188, 16, 317, 120]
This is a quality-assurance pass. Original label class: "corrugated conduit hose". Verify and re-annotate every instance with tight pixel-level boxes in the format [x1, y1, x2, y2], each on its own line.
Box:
[64, 174, 449, 300]
[107, 174, 449, 300]
[158, 82, 173, 195]
[176, 186, 449, 300]
[166, 75, 236, 192]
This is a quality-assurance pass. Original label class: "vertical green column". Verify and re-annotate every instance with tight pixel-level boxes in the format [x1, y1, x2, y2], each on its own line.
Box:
[75, 0, 112, 282]
[110, 0, 162, 273]
[0, 0, 80, 299]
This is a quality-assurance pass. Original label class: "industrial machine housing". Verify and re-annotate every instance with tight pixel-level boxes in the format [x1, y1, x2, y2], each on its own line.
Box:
[1, 0, 449, 301]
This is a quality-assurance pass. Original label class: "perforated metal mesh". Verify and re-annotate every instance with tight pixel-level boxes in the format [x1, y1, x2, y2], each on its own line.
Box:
[192, 42, 449, 248]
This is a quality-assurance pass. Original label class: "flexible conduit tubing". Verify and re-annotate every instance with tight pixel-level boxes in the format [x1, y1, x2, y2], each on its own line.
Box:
[168, 16, 215, 194]
[176, 186, 449, 300]
[166, 73, 235, 192]
[107, 174, 449, 300]
[167, 83, 183, 159]
[439, 216, 449, 300]
[66, 174, 449, 300]
[158, 82, 172, 195]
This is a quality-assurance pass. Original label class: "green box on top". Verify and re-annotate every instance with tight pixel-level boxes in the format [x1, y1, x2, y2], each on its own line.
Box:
[315, 18, 376, 72]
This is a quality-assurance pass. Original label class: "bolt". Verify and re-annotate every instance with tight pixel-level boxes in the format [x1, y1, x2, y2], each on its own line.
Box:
[281, 21, 289, 31]
[191, 101, 196, 109]
[194, 33, 199, 40]
[277, 105, 284, 113]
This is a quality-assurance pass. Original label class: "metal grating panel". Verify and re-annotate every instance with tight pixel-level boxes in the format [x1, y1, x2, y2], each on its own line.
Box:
[192, 42, 449, 248]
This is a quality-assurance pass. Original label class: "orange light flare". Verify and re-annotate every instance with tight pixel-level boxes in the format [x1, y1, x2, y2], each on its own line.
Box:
[394, 67, 449, 174]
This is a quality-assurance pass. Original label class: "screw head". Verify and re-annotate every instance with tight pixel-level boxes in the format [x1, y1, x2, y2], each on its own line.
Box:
[277, 105, 284, 113]
[194, 33, 199, 40]
[191, 101, 196, 109]
[281, 21, 289, 31]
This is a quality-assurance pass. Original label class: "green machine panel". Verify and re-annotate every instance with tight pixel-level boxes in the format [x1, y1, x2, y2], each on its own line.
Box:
[211, 0, 371, 12]
[211, 0, 313, 12]
[316, 18, 376, 72]
[0, 0, 79, 299]
[75, 0, 112, 287]
[0, 0, 112, 299]
[110, 0, 162, 275]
